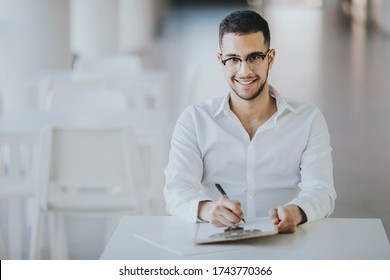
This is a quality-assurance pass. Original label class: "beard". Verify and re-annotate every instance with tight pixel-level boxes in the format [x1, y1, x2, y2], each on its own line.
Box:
[230, 67, 270, 101]
[231, 78, 268, 101]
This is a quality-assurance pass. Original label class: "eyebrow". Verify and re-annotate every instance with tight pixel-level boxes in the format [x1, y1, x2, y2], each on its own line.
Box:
[223, 51, 267, 59]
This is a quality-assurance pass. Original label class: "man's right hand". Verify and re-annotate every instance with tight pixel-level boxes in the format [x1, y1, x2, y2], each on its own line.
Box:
[198, 198, 244, 227]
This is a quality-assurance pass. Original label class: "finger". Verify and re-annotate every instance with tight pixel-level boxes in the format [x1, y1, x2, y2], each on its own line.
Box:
[210, 199, 242, 226]
[276, 206, 287, 228]
[222, 198, 244, 220]
[276, 206, 296, 233]
[268, 207, 280, 224]
[219, 206, 242, 225]
[214, 214, 236, 227]
[210, 208, 238, 226]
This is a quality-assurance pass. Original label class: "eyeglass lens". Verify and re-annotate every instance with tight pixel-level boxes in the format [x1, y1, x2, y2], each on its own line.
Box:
[224, 50, 270, 72]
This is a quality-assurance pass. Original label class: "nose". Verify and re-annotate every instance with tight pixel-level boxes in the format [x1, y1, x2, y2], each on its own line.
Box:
[237, 60, 254, 76]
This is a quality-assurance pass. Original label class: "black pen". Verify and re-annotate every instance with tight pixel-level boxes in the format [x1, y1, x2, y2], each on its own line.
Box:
[215, 183, 246, 223]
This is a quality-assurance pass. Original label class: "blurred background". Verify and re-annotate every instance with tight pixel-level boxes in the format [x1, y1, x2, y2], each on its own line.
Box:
[0, 0, 389, 259]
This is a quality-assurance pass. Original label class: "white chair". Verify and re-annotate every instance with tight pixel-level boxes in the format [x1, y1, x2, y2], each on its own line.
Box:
[72, 55, 169, 110]
[29, 126, 145, 259]
[37, 78, 110, 111]
[0, 132, 39, 259]
[107, 82, 159, 110]
[44, 88, 129, 113]
[73, 55, 143, 79]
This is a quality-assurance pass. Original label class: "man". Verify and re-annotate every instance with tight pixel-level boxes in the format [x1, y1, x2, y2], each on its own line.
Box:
[164, 10, 336, 233]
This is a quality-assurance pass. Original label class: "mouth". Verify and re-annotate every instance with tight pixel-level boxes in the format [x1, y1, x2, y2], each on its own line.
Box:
[234, 78, 258, 88]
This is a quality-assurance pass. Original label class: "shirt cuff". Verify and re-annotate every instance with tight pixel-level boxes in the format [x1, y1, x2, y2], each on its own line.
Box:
[187, 197, 212, 223]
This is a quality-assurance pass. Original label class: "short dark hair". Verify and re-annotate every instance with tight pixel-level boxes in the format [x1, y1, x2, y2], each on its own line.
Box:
[219, 10, 271, 49]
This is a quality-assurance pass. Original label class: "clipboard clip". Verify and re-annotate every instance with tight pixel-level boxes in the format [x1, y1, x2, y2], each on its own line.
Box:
[224, 225, 244, 233]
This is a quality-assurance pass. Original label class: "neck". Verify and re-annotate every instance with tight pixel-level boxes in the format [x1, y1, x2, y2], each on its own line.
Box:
[230, 84, 275, 121]
[229, 84, 277, 139]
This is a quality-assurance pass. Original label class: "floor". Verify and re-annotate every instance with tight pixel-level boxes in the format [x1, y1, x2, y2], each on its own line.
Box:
[2, 0, 390, 259]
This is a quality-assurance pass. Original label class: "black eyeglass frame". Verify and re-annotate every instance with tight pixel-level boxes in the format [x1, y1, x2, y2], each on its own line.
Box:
[219, 49, 271, 72]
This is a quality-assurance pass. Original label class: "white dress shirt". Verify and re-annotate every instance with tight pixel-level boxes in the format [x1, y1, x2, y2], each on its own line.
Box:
[164, 86, 336, 223]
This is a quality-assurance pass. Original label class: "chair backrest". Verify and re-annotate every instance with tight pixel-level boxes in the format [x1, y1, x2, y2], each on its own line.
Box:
[107, 81, 157, 110]
[44, 89, 128, 113]
[46, 79, 110, 96]
[73, 55, 143, 79]
[38, 78, 110, 111]
[38, 127, 143, 193]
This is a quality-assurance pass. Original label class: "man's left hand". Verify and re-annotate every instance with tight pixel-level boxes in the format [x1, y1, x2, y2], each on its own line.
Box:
[269, 205, 307, 233]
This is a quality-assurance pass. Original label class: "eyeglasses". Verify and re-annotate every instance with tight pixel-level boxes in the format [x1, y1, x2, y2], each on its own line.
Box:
[220, 49, 271, 72]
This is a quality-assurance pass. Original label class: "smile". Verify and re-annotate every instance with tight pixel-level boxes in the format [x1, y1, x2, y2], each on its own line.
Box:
[235, 78, 257, 86]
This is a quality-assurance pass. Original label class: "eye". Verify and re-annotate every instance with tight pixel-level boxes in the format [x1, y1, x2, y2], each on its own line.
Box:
[248, 54, 263, 62]
[227, 57, 241, 63]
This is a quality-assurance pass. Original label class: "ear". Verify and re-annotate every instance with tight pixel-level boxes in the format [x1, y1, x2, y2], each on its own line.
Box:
[217, 53, 225, 70]
[216, 53, 223, 63]
[268, 48, 276, 69]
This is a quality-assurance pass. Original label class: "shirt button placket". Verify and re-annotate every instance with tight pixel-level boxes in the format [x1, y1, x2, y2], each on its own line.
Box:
[247, 142, 256, 217]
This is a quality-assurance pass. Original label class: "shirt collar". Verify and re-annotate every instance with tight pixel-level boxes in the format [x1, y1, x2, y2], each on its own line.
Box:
[270, 85, 300, 116]
[213, 85, 299, 118]
[213, 94, 230, 118]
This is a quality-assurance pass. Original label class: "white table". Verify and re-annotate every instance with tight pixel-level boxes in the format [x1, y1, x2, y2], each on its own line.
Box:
[100, 216, 390, 260]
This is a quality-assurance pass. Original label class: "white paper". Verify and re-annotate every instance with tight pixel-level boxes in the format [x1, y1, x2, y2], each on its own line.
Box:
[133, 229, 253, 256]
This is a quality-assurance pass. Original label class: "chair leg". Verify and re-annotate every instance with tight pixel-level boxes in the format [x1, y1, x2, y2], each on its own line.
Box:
[28, 208, 42, 259]
[7, 198, 22, 259]
[55, 214, 68, 259]
[48, 213, 68, 259]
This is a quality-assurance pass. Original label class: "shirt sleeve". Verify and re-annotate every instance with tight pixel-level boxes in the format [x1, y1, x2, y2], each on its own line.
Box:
[164, 106, 212, 223]
[287, 108, 337, 222]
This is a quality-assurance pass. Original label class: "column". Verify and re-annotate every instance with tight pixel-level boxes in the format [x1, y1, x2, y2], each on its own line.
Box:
[0, 0, 71, 112]
[118, 0, 155, 53]
[70, 0, 118, 58]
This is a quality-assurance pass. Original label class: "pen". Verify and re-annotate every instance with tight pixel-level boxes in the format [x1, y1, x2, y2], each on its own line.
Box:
[215, 183, 246, 223]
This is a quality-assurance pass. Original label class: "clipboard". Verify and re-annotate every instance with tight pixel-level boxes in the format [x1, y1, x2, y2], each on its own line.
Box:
[194, 217, 278, 244]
